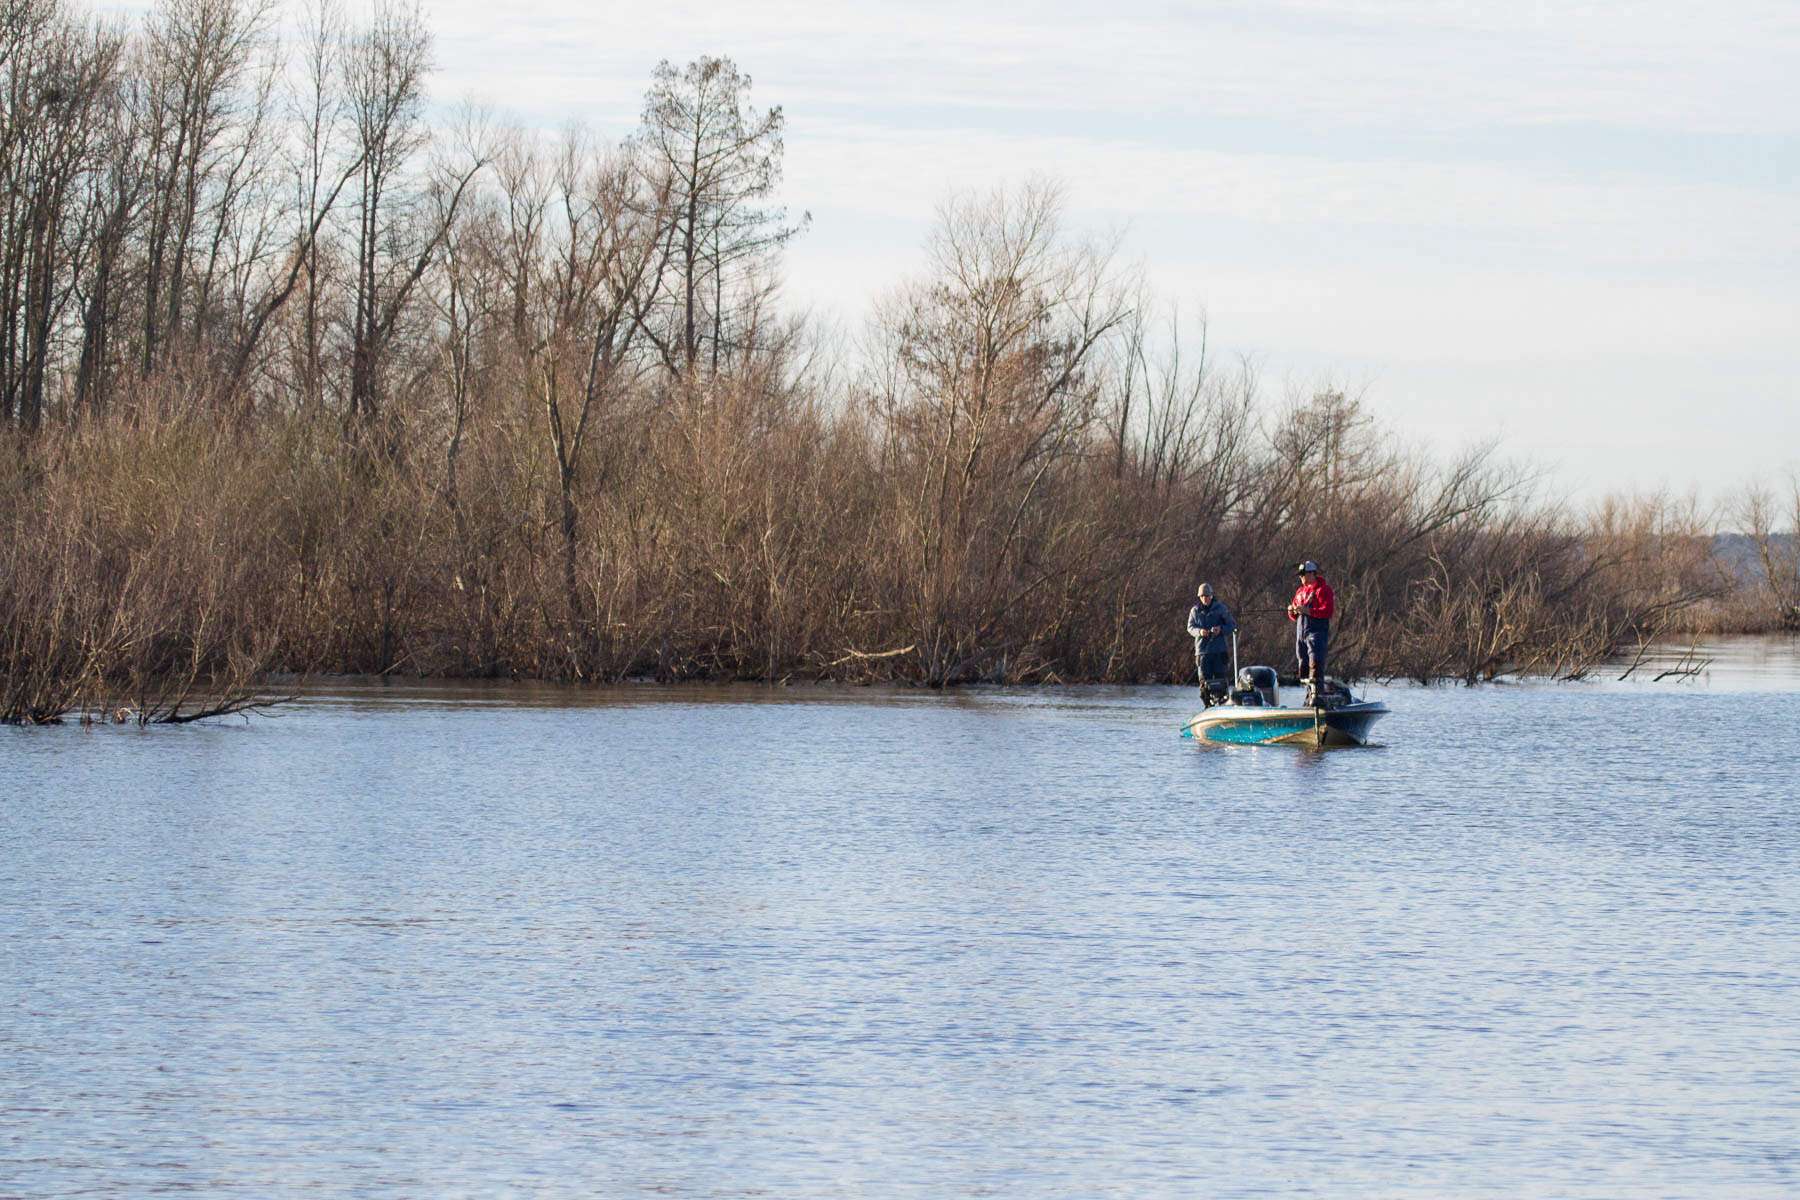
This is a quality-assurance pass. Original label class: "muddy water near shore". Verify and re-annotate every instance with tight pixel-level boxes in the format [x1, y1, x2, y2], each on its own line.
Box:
[4, 636, 1798, 1197]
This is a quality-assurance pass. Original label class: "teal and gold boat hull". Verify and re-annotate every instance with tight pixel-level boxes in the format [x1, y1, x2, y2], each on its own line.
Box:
[1182, 700, 1388, 748]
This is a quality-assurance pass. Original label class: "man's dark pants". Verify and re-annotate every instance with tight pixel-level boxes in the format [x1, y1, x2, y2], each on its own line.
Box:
[1296, 618, 1329, 683]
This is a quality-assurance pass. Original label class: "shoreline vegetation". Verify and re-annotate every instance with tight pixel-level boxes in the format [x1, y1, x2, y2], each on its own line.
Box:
[4, 0, 1797, 724]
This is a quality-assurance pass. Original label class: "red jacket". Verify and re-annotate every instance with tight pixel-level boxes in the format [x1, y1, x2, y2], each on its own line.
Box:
[1289, 577, 1335, 621]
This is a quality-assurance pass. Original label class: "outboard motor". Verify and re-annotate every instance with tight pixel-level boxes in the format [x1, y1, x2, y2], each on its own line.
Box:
[1237, 665, 1280, 708]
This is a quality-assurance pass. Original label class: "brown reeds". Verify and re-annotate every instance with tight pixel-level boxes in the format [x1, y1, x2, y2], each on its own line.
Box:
[0, 1, 1781, 721]
[0, 318, 1748, 721]
[0, 408, 290, 722]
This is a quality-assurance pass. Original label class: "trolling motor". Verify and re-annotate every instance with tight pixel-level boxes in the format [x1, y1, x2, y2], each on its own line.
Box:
[1194, 630, 1244, 708]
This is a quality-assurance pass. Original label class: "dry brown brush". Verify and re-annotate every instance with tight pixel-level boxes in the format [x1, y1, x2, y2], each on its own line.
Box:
[0, 0, 1776, 721]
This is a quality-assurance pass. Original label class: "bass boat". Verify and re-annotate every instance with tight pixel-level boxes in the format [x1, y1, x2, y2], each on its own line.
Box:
[1182, 662, 1389, 748]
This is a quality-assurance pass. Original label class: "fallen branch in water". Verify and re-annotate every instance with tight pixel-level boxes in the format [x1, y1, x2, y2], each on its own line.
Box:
[1616, 637, 1657, 681]
[827, 644, 916, 667]
[1652, 642, 1712, 682]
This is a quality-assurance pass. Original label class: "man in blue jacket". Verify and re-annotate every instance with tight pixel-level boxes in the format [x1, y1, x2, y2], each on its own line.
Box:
[1186, 583, 1237, 704]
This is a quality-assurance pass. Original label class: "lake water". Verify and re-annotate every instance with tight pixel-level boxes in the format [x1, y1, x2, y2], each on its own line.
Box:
[5, 638, 1799, 1198]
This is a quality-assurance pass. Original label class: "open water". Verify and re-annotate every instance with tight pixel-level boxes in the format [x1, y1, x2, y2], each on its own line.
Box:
[4, 638, 1799, 1198]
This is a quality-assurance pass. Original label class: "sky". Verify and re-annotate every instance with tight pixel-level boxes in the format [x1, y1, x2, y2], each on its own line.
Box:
[124, 0, 1800, 503]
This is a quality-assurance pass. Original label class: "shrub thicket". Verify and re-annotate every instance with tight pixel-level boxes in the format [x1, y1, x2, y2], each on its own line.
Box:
[0, 0, 1763, 720]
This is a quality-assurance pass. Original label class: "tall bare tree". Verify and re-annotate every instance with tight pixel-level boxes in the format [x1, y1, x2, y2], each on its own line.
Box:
[0, 0, 123, 426]
[637, 55, 800, 376]
[869, 180, 1132, 682]
[498, 130, 671, 674]
[340, 1, 481, 437]
[224, 0, 365, 405]
[134, 0, 278, 376]
[1736, 476, 1800, 620]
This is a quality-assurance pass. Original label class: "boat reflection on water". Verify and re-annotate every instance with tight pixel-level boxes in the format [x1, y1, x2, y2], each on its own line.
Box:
[1182, 665, 1388, 748]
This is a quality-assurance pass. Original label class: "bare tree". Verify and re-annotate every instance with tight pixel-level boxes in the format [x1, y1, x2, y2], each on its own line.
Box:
[134, 0, 278, 376]
[339, 1, 486, 436]
[868, 179, 1132, 682]
[1736, 475, 1800, 623]
[637, 55, 802, 376]
[0, 0, 123, 426]
[499, 130, 671, 674]
[224, 0, 364, 404]
[71, 59, 148, 414]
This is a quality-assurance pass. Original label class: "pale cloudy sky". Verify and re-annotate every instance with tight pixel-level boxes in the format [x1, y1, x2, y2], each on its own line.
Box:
[148, 0, 1800, 499]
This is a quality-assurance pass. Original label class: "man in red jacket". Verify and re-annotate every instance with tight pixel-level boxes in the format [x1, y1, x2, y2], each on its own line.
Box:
[1287, 560, 1335, 694]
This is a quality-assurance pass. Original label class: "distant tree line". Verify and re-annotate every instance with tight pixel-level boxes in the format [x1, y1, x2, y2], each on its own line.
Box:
[0, 0, 802, 426]
[0, 0, 1786, 722]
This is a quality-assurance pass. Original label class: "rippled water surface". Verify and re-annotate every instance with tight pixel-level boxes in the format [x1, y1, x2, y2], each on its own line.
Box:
[5, 639, 1799, 1198]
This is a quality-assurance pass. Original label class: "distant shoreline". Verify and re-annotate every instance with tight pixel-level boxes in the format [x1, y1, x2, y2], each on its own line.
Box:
[13, 632, 1794, 729]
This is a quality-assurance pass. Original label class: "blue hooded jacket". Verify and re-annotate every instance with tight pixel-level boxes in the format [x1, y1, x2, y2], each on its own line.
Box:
[1186, 599, 1237, 645]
